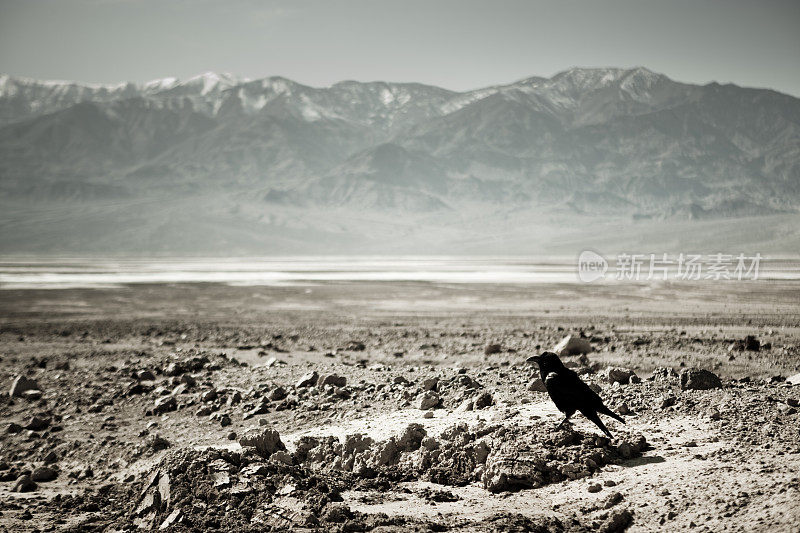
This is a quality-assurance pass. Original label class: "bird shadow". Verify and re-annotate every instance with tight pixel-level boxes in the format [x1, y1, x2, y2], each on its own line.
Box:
[620, 454, 666, 468]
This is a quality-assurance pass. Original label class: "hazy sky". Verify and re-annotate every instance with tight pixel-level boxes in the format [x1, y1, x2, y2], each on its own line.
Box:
[1, 0, 799, 95]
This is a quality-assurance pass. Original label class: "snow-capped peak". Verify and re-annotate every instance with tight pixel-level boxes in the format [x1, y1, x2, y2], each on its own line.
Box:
[0, 73, 132, 98]
[0, 74, 11, 97]
[551, 67, 628, 88]
[183, 72, 245, 95]
[143, 77, 179, 92]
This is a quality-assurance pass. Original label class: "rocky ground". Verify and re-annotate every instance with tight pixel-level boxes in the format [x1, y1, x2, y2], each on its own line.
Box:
[1, 281, 799, 532]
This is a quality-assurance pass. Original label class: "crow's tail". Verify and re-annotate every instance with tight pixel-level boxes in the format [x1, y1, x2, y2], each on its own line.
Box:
[583, 410, 613, 439]
[599, 404, 625, 424]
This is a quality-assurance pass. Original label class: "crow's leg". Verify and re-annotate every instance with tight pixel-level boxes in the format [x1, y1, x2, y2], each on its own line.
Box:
[554, 414, 572, 430]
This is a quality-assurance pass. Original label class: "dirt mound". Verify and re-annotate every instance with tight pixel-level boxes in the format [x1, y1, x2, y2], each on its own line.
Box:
[127, 447, 349, 531]
[483, 428, 648, 493]
[118, 421, 647, 530]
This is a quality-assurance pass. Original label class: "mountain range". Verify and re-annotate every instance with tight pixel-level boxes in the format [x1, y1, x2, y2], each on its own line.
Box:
[1, 67, 799, 254]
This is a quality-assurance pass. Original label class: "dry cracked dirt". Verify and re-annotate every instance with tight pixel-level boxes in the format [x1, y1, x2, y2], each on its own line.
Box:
[1, 281, 799, 532]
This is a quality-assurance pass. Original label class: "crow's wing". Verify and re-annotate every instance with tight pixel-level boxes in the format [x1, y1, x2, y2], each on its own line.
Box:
[544, 368, 605, 414]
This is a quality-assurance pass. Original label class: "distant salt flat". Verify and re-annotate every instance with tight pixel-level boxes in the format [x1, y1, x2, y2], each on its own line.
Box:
[0, 258, 576, 288]
[0, 257, 798, 289]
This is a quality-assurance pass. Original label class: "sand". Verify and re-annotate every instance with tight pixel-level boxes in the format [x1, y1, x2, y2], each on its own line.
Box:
[1, 280, 799, 531]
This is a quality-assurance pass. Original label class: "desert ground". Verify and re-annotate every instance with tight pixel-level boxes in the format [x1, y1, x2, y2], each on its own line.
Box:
[1, 280, 799, 532]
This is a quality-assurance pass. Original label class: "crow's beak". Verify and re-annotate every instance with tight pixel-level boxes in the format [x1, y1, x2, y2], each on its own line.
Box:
[526, 355, 541, 364]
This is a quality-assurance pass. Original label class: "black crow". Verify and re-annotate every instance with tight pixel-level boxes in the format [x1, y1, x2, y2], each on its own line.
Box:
[527, 351, 624, 438]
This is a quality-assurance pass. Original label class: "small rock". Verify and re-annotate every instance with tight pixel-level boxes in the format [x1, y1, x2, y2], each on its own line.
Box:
[227, 431, 237, 440]
[241, 463, 271, 478]
[75, 465, 94, 480]
[422, 377, 439, 391]
[271, 450, 293, 465]
[744, 335, 760, 352]
[421, 436, 439, 451]
[616, 442, 633, 459]
[588, 483, 602, 493]
[680, 369, 722, 390]
[660, 395, 677, 409]
[146, 434, 171, 451]
[163, 362, 183, 377]
[323, 503, 353, 523]
[484, 344, 502, 355]
[456, 374, 480, 388]
[239, 427, 286, 458]
[296, 371, 318, 388]
[604, 367, 636, 385]
[159, 509, 182, 530]
[213, 471, 230, 488]
[9, 375, 41, 398]
[136, 370, 156, 381]
[528, 378, 547, 392]
[126, 382, 150, 396]
[219, 414, 232, 427]
[153, 396, 177, 414]
[599, 508, 633, 533]
[455, 399, 474, 412]
[318, 374, 346, 388]
[200, 389, 217, 402]
[24, 416, 50, 431]
[603, 491, 624, 509]
[417, 392, 440, 410]
[13, 474, 37, 492]
[227, 391, 242, 405]
[30, 466, 57, 482]
[244, 398, 270, 419]
[474, 392, 493, 409]
[398, 423, 426, 451]
[423, 410, 434, 419]
[554, 335, 592, 356]
[7, 422, 23, 434]
[269, 386, 287, 401]
[21, 390, 42, 401]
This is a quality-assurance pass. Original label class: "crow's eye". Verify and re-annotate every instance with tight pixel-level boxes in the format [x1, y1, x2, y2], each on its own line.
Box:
[545, 372, 558, 383]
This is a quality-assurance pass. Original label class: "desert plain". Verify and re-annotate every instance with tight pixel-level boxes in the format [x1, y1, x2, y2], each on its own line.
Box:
[1, 277, 799, 532]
